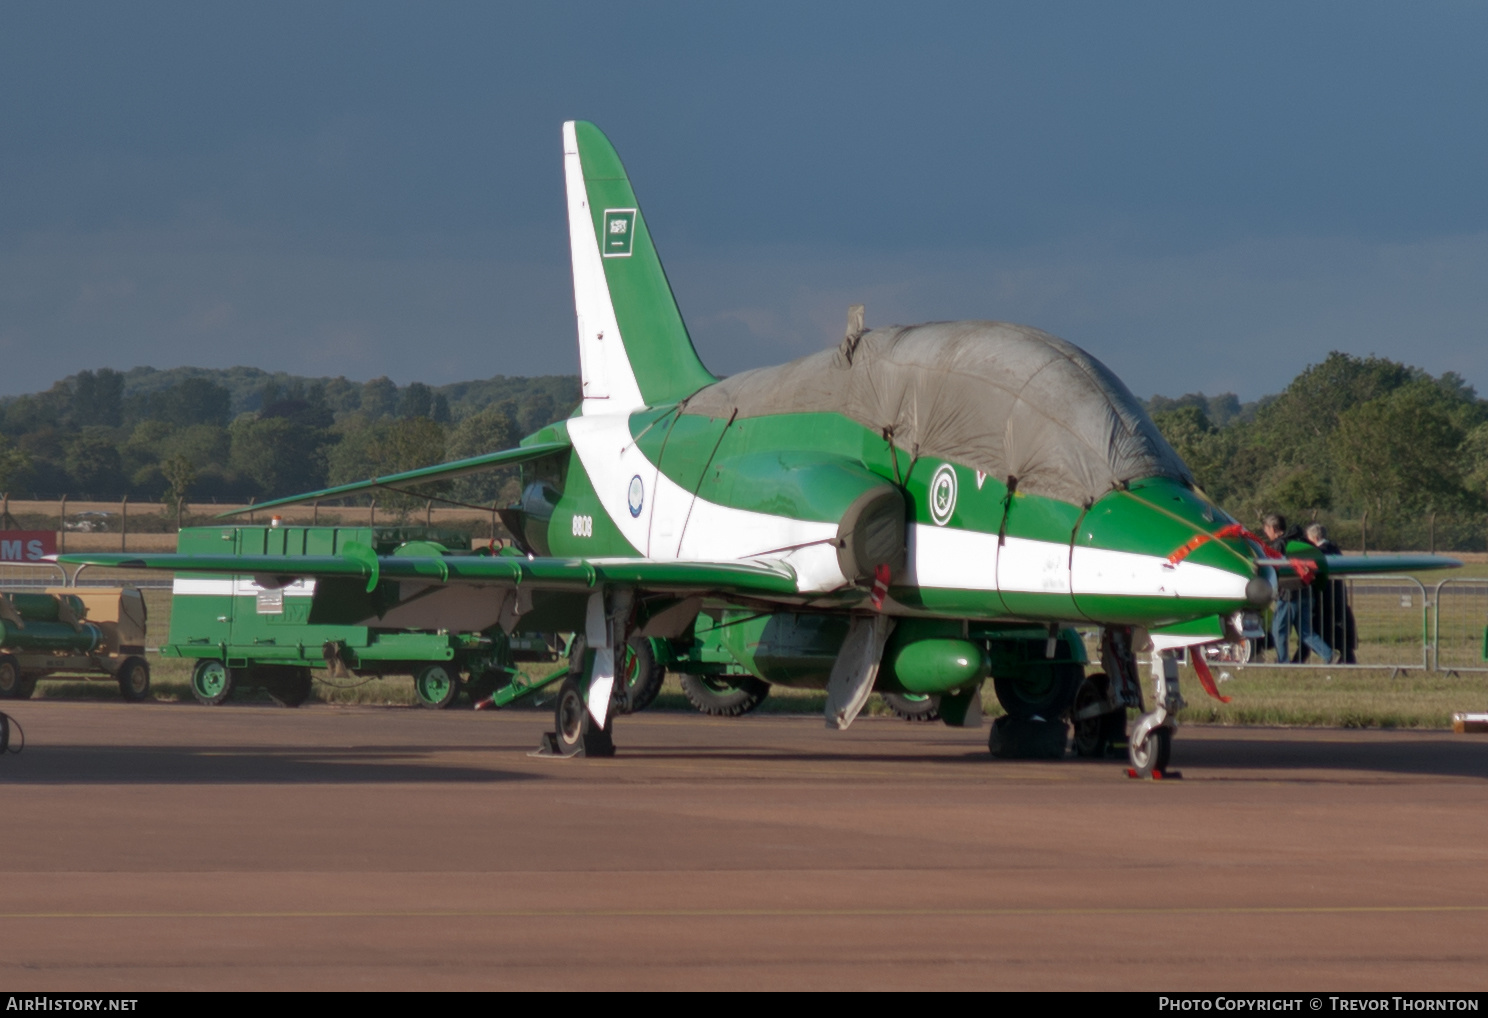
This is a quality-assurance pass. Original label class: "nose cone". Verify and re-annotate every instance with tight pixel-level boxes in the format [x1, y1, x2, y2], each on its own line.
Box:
[1245, 573, 1275, 607]
[1073, 480, 1262, 626]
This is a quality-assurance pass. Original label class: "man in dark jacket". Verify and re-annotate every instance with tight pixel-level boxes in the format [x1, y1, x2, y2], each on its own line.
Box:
[1305, 523, 1357, 664]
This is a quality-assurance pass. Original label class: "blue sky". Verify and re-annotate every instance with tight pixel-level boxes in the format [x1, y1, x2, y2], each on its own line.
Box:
[2, 1, 1485, 399]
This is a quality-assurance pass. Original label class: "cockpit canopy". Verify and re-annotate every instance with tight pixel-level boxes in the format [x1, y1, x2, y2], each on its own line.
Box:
[682, 320, 1193, 506]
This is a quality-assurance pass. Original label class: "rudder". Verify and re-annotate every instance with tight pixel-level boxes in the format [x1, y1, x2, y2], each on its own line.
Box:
[564, 121, 716, 413]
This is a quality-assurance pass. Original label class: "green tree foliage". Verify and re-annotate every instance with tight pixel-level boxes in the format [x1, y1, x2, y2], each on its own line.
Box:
[229, 416, 328, 498]
[160, 454, 196, 514]
[1148, 352, 1488, 548]
[70, 369, 125, 428]
[0, 432, 33, 494]
[0, 366, 578, 503]
[328, 415, 447, 515]
[1327, 380, 1477, 520]
[445, 407, 520, 506]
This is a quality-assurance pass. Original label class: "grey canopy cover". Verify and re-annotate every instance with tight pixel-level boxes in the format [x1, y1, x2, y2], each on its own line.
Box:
[682, 320, 1192, 506]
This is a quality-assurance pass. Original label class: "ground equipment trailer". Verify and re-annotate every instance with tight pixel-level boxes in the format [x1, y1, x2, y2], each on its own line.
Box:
[0, 588, 150, 701]
[162, 523, 589, 708]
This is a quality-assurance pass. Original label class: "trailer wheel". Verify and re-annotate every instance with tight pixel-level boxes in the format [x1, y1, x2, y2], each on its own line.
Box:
[191, 659, 234, 706]
[680, 673, 770, 717]
[620, 637, 665, 713]
[0, 655, 22, 699]
[414, 664, 460, 709]
[882, 691, 941, 721]
[267, 667, 313, 708]
[116, 656, 151, 702]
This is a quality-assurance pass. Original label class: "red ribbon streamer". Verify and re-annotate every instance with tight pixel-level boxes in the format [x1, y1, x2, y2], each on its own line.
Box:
[1190, 652, 1232, 704]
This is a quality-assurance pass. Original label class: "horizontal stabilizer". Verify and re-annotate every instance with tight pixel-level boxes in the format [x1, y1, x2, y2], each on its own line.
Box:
[214, 441, 571, 518]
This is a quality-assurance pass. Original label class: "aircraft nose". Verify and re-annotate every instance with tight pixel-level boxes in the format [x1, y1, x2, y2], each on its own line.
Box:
[1244, 573, 1274, 607]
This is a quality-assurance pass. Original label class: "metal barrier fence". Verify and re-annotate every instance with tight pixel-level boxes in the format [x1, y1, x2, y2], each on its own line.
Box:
[1433, 578, 1488, 675]
[0, 561, 171, 590]
[1227, 575, 1488, 675]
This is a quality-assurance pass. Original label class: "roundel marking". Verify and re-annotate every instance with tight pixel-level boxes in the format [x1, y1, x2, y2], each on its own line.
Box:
[627, 474, 645, 518]
[929, 464, 957, 527]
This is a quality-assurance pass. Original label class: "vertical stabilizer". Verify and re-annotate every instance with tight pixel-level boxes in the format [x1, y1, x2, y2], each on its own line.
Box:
[564, 121, 716, 413]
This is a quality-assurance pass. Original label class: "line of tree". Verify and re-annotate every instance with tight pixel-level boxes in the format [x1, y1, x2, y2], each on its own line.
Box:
[0, 367, 580, 512]
[1147, 352, 1488, 551]
[2, 353, 1485, 549]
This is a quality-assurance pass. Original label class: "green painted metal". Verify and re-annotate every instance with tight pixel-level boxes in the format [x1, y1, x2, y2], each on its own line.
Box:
[573, 121, 716, 406]
[489, 663, 570, 709]
[884, 638, 986, 694]
[214, 440, 571, 517]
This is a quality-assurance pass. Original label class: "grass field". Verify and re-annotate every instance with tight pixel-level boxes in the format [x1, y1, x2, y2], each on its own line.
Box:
[24, 652, 1488, 732]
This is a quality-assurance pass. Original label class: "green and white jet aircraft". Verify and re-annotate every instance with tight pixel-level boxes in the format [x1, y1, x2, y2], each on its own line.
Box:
[62, 121, 1460, 772]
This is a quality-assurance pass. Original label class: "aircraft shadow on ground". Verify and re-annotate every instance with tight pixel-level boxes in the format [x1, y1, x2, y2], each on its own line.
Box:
[616, 734, 1488, 781]
[0, 745, 541, 785]
[1164, 734, 1488, 781]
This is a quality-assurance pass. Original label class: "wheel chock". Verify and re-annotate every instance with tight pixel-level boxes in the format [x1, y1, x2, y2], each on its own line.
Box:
[528, 732, 565, 758]
[1124, 767, 1182, 780]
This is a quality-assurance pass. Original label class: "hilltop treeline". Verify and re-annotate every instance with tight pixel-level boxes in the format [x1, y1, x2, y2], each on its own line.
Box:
[0, 367, 579, 509]
[1146, 352, 1488, 551]
[2, 354, 1486, 549]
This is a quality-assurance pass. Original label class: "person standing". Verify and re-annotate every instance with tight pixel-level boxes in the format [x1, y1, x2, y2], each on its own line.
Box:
[1306, 522, 1357, 664]
[1263, 513, 1337, 664]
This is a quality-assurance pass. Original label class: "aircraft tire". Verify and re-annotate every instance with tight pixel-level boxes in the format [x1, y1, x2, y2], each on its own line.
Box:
[993, 662, 1083, 722]
[987, 714, 1069, 758]
[1071, 672, 1124, 757]
[553, 676, 614, 757]
[191, 659, 235, 706]
[620, 637, 665, 713]
[116, 656, 151, 702]
[267, 667, 314, 708]
[680, 674, 769, 717]
[1129, 725, 1172, 777]
[882, 691, 941, 722]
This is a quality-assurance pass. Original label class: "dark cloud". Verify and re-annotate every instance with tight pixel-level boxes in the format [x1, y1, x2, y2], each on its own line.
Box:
[2, 1, 1485, 396]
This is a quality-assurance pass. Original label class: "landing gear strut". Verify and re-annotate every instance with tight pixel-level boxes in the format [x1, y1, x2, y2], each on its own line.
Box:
[1128, 648, 1183, 777]
[534, 590, 630, 758]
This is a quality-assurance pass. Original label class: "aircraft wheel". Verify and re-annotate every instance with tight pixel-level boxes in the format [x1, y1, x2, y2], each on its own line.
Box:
[680, 674, 769, 717]
[554, 676, 613, 757]
[882, 691, 941, 721]
[116, 656, 151, 702]
[191, 659, 234, 706]
[267, 667, 314, 708]
[0, 655, 23, 699]
[414, 664, 461, 709]
[620, 637, 665, 713]
[993, 662, 1083, 721]
[1071, 672, 1124, 757]
[1128, 725, 1173, 777]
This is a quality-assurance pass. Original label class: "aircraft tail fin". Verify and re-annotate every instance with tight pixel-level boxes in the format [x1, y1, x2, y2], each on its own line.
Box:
[564, 121, 715, 413]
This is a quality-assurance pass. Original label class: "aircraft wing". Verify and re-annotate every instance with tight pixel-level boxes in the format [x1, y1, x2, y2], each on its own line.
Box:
[56, 549, 801, 598]
[213, 440, 572, 518]
[1264, 553, 1462, 578]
